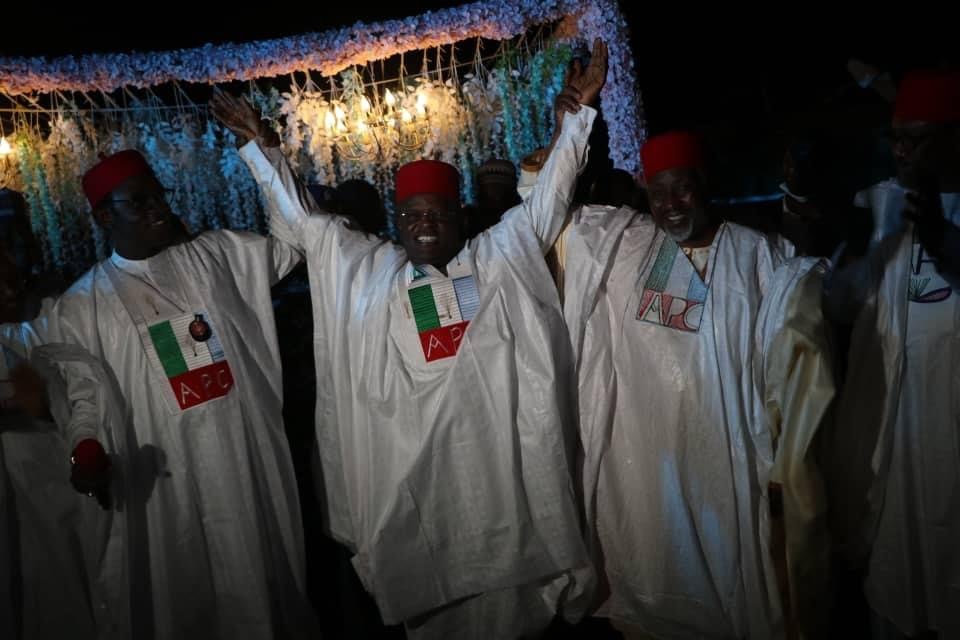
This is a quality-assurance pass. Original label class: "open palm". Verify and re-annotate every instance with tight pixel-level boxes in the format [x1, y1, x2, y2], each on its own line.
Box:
[568, 39, 608, 105]
[211, 89, 259, 139]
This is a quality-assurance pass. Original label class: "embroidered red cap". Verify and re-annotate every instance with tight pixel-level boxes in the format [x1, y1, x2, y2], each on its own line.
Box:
[395, 159, 460, 204]
[641, 131, 704, 181]
[82, 149, 155, 208]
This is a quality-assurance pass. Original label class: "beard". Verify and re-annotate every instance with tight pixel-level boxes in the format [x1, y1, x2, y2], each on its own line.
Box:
[664, 217, 695, 243]
[655, 202, 710, 245]
[662, 208, 707, 243]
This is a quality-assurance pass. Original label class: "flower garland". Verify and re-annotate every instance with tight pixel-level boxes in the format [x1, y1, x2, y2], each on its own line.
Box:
[493, 42, 572, 165]
[16, 135, 63, 269]
[493, 67, 519, 164]
[513, 61, 539, 161]
[0, 1, 583, 94]
[16, 135, 47, 263]
[575, 0, 645, 173]
[540, 44, 573, 147]
[0, 0, 643, 174]
[41, 115, 92, 268]
[3, 41, 579, 273]
[0, 0, 644, 275]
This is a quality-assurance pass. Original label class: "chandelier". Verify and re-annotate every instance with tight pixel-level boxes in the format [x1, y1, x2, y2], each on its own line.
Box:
[323, 80, 433, 161]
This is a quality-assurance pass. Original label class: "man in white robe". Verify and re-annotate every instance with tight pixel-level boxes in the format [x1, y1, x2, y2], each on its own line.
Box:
[213, 40, 610, 640]
[559, 130, 834, 639]
[0, 208, 103, 640]
[0, 149, 319, 639]
[826, 69, 960, 640]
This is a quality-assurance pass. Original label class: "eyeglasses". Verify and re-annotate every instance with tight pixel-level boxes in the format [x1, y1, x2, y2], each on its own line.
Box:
[397, 208, 457, 223]
[106, 188, 173, 209]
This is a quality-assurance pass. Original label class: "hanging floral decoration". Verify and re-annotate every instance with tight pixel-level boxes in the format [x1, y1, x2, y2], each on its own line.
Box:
[0, 0, 643, 276]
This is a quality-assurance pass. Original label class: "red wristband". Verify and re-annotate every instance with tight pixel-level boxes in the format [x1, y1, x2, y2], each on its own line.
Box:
[71, 438, 110, 473]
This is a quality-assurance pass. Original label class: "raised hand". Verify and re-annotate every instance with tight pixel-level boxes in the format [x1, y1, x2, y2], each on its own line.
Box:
[569, 38, 609, 106]
[553, 38, 609, 130]
[210, 88, 279, 147]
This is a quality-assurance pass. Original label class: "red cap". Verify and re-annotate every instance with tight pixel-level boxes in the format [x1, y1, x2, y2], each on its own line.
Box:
[894, 70, 960, 125]
[395, 160, 460, 204]
[641, 131, 704, 181]
[71, 438, 110, 473]
[82, 150, 154, 208]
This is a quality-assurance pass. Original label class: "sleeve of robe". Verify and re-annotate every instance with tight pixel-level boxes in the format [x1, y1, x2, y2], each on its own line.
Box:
[184, 158, 306, 283]
[27, 340, 131, 629]
[238, 142, 323, 248]
[203, 154, 309, 279]
[264, 202, 307, 281]
[185, 229, 304, 290]
[237, 141, 384, 273]
[29, 343, 116, 452]
[504, 108, 595, 294]
[758, 258, 836, 640]
[497, 106, 595, 254]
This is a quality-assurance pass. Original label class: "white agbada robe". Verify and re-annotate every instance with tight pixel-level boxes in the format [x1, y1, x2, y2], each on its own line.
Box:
[828, 194, 960, 637]
[239, 107, 597, 637]
[0, 341, 125, 640]
[0, 228, 318, 640]
[1, 301, 106, 640]
[563, 207, 832, 640]
[0, 341, 104, 640]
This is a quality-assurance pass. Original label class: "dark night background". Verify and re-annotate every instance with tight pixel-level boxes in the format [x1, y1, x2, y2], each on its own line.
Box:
[0, 4, 952, 638]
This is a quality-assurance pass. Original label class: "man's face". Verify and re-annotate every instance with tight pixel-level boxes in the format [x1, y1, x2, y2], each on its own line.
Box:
[396, 193, 465, 267]
[647, 168, 710, 244]
[892, 120, 956, 190]
[98, 173, 183, 257]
